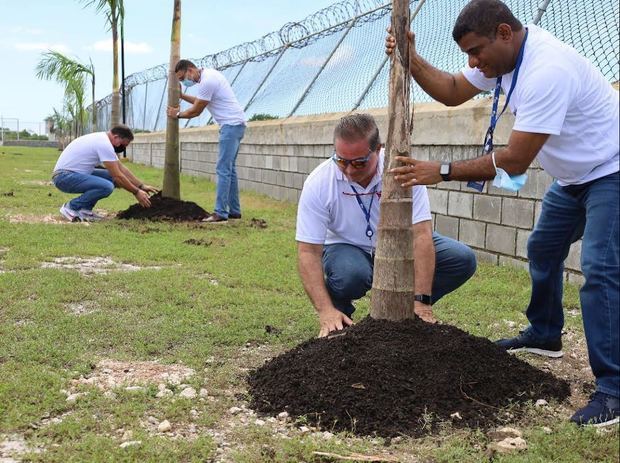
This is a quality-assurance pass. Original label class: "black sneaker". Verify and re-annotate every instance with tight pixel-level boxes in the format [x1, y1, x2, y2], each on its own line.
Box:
[570, 392, 620, 427]
[229, 213, 242, 219]
[495, 328, 563, 358]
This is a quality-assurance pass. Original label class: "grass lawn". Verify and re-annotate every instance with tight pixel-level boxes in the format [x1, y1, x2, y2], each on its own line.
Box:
[0, 146, 617, 462]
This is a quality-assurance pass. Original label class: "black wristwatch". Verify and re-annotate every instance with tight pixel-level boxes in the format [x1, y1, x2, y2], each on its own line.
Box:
[439, 163, 451, 182]
[414, 294, 432, 305]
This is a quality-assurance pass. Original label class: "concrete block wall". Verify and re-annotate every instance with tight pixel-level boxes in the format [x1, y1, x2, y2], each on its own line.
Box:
[128, 100, 584, 282]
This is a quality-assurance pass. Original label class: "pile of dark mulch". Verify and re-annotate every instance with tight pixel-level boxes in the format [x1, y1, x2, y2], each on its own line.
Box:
[248, 317, 570, 438]
[116, 192, 209, 221]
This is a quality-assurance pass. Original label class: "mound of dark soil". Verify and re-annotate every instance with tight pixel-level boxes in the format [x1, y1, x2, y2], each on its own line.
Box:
[248, 317, 570, 438]
[116, 192, 209, 221]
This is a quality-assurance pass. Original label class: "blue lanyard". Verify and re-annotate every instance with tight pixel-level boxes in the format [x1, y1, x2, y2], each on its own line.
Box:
[468, 28, 529, 192]
[350, 184, 377, 239]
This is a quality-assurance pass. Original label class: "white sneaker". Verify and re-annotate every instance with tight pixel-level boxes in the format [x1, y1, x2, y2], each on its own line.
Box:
[59, 203, 82, 222]
[78, 209, 104, 221]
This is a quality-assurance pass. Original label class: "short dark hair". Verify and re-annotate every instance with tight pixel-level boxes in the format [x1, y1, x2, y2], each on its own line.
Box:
[174, 59, 197, 73]
[452, 0, 523, 42]
[110, 124, 134, 141]
[334, 113, 381, 151]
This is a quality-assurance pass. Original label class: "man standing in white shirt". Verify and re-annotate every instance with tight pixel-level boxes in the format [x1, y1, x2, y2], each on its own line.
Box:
[296, 113, 476, 337]
[52, 125, 157, 222]
[167, 60, 247, 223]
[386, 0, 619, 426]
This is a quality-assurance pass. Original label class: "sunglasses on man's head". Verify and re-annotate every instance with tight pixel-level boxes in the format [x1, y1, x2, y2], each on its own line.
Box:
[331, 150, 374, 169]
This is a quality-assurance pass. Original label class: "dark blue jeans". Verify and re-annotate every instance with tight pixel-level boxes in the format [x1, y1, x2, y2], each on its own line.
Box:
[322, 232, 477, 317]
[526, 172, 619, 397]
[52, 168, 115, 211]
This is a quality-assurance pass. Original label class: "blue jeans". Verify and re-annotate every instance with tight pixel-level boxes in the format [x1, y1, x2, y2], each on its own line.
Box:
[322, 232, 477, 318]
[214, 124, 246, 219]
[52, 168, 115, 211]
[526, 172, 619, 397]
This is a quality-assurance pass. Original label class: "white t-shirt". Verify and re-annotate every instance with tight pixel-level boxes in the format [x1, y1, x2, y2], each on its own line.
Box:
[296, 150, 432, 254]
[463, 25, 619, 185]
[195, 68, 246, 126]
[53, 132, 119, 174]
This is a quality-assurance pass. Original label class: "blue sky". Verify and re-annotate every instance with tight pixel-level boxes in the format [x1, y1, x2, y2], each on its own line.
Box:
[0, 0, 339, 133]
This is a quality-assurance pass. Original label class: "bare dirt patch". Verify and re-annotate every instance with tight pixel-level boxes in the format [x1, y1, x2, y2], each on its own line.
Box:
[41, 256, 162, 275]
[0, 434, 42, 462]
[70, 360, 195, 391]
[65, 301, 99, 316]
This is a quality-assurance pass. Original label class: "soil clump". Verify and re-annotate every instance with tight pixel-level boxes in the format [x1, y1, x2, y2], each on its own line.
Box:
[248, 317, 570, 437]
[117, 192, 209, 221]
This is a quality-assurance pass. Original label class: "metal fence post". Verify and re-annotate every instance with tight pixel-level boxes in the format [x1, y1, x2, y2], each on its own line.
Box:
[244, 45, 289, 113]
[352, 0, 427, 111]
[288, 15, 358, 117]
[533, 0, 552, 25]
[153, 75, 169, 132]
[143, 81, 149, 131]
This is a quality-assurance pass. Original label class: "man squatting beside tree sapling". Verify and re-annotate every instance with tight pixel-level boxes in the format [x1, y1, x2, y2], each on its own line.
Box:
[52, 124, 158, 222]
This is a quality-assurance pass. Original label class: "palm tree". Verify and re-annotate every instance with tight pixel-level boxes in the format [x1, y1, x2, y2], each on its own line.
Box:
[370, 0, 415, 320]
[81, 0, 124, 126]
[48, 108, 71, 149]
[35, 50, 96, 129]
[162, 0, 182, 199]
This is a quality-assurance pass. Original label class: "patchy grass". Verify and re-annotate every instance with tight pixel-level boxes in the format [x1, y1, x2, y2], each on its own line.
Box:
[0, 146, 617, 462]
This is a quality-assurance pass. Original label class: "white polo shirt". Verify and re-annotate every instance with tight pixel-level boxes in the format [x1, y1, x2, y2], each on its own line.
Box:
[463, 25, 619, 186]
[195, 68, 246, 126]
[296, 150, 432, 254]
[53, 132, 119, 174]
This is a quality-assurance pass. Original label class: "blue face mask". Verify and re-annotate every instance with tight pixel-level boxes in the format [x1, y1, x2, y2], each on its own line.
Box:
[491, 152, 528, 192]
[182, 79, 195, 88]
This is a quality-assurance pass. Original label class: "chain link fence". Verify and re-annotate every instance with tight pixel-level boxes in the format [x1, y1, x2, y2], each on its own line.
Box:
[89, 0, 619, 133]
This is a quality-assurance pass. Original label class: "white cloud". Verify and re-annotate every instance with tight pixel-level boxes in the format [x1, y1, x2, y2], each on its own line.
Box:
[10, 26, 45, 35]
[14, 42, 70, 53]
[87, 39, 153, 54]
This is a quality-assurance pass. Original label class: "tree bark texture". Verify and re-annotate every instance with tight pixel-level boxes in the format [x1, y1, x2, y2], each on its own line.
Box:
[162, 0, 181, 199]
[111, 21, 120, 126]
[370, 0, 414, 320]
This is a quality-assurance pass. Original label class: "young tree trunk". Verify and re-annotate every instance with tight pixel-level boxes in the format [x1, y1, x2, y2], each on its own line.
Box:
[111, 21, 121, 126]
[162, 0, 181, 199]
[370, 0, 414, 320]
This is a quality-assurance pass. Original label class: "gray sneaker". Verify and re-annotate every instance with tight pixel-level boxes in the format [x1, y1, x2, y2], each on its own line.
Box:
[78, 209, 104, 221]
[59, 203, 82, 222]
[496, 328, 563, 358]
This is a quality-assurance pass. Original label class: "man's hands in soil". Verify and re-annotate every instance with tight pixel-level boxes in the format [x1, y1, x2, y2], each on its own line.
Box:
[414, 301, 437, 323]
[134, 189, 152, 208]
[141, 184, 159, 194]
[318, 307, 353, 338]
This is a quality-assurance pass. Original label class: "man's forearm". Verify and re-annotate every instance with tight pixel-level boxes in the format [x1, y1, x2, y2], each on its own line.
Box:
[413, 231, 435, 295]
[298, 248, 334, 313]
[449, 152, 497, 182]
[410, 54, 463, 106]
[180, 93, 196, 104]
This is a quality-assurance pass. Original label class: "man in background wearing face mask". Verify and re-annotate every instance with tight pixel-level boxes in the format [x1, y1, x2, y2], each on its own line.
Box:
[387, 0, 619, 427]
[52, 124, 157, 222]
[167, 59, 247, 223]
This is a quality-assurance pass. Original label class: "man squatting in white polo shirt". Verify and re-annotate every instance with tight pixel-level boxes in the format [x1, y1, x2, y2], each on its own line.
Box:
[296, 113, 477, 338]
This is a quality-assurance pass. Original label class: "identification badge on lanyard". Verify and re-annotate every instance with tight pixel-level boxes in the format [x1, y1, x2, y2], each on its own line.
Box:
[467, 28, 529, 192]
[350, 185, 377, 240]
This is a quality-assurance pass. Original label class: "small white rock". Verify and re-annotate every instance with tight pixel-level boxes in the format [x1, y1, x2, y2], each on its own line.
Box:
[179, 387, 197, 399]
[229, 406, 243, 415]
[66, 393, 82, 404]
[322, 431, 334, 439]
[158, 420, 172, 432]
[147, 416, 159, 425]
[535, 399, 548, 407]
[450, 412, 462, 420]
[277, 411, 289, 420]
[119, 440, 142, 449]
[103, 391, 117, 400]
[254, 419, 266, 426]
[542, 426, 552, 434]
[190, 409, 199, 419]
[155, 389, 173, 398]
[299, 426, 310, 433]
[199, 388, 209, 397]
[125, 386, 144, 392]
